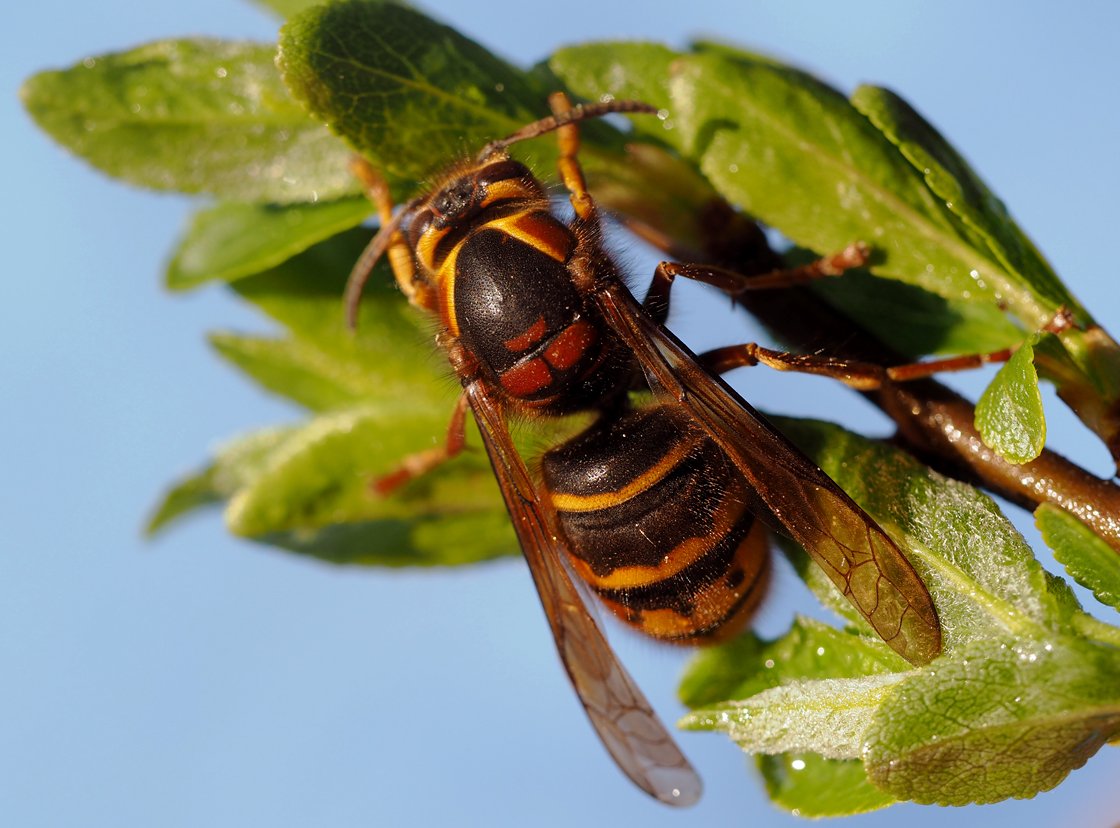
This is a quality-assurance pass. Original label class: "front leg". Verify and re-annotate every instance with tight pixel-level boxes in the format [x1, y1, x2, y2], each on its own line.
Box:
[372, 393, 470, 496]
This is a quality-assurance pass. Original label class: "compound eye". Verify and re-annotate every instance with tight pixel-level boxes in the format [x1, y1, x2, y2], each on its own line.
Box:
[429, 177, 478, 224]
[478, 159, 531, 188]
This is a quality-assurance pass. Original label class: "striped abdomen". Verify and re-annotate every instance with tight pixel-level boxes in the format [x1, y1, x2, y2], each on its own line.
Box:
[540, 405, 769, 643]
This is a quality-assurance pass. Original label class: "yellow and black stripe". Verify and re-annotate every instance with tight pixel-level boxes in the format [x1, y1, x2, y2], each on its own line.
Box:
[541, 405, 769, 643]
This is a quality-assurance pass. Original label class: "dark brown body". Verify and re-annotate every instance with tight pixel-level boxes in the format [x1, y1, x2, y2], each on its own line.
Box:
[403, 157, 766, 642]
[346, 95, 940, 806]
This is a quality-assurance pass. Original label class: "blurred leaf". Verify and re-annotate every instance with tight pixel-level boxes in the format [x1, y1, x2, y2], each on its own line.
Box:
[277, 1, 546, 188]
[210, 333, 380, 412]
[865, 636, 1120, 804]
[549, 42, 678, 145]
[251, 0, 341, 19]
[256, 508, 518, 566]
[225, 228, 447, 408]
[167, 198, 372, 290]
[757, 753, 895, 817]
[975, 341, 1046, 464]
[146, 427, 296, 535]
[150, 407, 518, 567]
[224, 405, 511, 554]
[22, 39, 356, 202]
[1037, 503, 1120, 613]
[811, 270, 1023, 357]
[851, 85, 1082, 324]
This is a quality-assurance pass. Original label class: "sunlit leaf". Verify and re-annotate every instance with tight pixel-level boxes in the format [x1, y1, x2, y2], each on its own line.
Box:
[167, 198, 372, 290]
[758, 753, 895, 817]
[975, 342, 1046, 464]
[23, 39, 355, 202]
[277, 1, 546, 188]
[851, 85, 1081, 324]
[774, 417, 1075, 647]
[865, 636, 1120, 804]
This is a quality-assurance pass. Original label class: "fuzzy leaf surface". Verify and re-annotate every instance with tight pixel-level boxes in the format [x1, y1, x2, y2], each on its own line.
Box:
[773, 417, 1074, 648]
[865, 636, 1120, 804]
[23, 39, 355, 202]
[146, 427, 297, 536]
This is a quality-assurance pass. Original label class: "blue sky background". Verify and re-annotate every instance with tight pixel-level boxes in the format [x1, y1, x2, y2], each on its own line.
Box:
[6, 1, 1120, 826]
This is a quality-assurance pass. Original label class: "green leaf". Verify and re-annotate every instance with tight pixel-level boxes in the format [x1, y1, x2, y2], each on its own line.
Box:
[757, 753, 895, 817]
[255, 508, 518, 566]
[681, 673, 905, 760]
[250, 0, 338, 19]
[810, 270, 1023, 357]
[555, 42, 1056, 329]
[22, 39, 356, 202]
[1037, 503, 1120, 613]
[677, 51, 1049, 320]
[975, 341, 1046, 464]
[679, 616, 904, 709]
[167, 198, 372, 290]
[773, 417, 1075, 647]
[145, 427, 296, 535]
[224, 229, 447, 409]
[277, 1, 547, 188]
[150, 409, 519, 567]
[850, 85, 1083, 324]
[223, 404, 517, 567]
[549, 42, 678, 144]
[865, 636, 1120, 804]
[210, 333, 379, 412]
[679, 620, 907, 816]
[554, 40, 1120, 462]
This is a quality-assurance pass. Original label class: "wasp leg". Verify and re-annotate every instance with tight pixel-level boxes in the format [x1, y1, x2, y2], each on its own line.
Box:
[645, 242, 870, 315]
[549, 92, 602, 227]
[700, 342, 1024, 390]
[697, 320, 1068, 390]
[373, 394, 471, 496]
[347, 159, 437, 321]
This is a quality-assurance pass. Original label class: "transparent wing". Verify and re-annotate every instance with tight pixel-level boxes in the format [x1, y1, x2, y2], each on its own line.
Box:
[596, 283, 941, 666]
[464, 379, 702, 806]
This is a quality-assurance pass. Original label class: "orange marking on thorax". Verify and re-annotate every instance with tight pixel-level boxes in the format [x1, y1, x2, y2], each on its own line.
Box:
[500, 358, 553, 398]
[504, 316, 549, 353]
[485, 211, 575, 263]
[435, 246, 463, 337]
[545, 320, 596, 371]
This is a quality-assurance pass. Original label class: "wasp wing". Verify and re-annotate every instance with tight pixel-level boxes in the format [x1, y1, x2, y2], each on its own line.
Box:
[463, 379, 703, 806]
[595, 284, 941, 666]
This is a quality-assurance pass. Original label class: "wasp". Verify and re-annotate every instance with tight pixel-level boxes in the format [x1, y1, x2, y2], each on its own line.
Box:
[345, 93, 941, 806]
